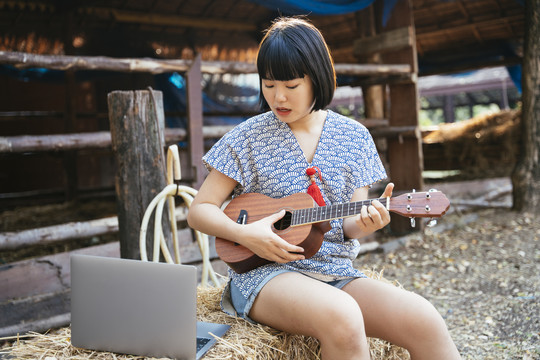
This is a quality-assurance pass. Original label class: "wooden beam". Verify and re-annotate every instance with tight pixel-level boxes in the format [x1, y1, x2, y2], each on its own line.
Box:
[0, 127, 234, 153]
[0, 207, 189, 251]
[334, 63, 410, 75]
[0, 51, 410, 76]
[82, 7, 258, 32]
[186, 54, 205, 189]
[415, 13, 524, 40]
[353, 26, 414, 57]
[0, 122, 418, 154]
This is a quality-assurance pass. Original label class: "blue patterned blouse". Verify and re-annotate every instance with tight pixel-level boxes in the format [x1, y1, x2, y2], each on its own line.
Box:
[202, 110, 387, 299]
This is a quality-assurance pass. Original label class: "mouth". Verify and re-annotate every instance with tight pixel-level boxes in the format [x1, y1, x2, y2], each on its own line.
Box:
[275, 107, 292, 116]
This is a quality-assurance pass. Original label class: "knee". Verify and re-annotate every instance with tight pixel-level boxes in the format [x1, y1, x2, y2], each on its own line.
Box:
[407, 293, 451, 341]
[401, 294, 460, 358]
[317, 295, 367, 350]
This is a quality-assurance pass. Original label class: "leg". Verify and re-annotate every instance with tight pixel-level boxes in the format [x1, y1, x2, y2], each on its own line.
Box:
[249, 272, 371, 360]
[343, 278, 461, 360]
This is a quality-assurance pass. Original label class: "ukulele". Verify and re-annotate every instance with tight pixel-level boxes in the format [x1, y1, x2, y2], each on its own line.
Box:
[215, 190, 450, 273]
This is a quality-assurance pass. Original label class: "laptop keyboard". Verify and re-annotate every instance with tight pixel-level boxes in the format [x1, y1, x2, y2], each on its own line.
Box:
[197, 337, 211, 352]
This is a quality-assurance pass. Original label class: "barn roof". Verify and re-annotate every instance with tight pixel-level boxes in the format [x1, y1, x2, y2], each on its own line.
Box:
[0, 0, 525, 76]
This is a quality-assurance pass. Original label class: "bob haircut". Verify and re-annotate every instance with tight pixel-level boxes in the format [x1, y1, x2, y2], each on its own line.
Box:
[257, 17, 336, 112]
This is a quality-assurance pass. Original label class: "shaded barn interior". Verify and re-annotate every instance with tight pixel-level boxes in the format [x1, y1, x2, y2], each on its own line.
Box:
[0, 0, 524, 207]
[0, 0, 526, 340]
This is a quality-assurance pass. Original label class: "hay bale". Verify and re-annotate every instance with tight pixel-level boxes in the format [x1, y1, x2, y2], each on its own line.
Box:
[2, 270, 410, 360]
[423, 109, 521, 178]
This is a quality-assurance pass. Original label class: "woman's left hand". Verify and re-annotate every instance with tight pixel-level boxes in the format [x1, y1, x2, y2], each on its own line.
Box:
[344, 183, 394, 239]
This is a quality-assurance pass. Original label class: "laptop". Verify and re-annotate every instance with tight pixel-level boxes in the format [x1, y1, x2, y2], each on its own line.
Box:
[70, 254, 230, 360]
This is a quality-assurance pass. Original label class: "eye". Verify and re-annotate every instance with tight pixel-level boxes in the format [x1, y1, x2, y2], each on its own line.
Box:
[286, 84, 299, 89]
[263, 83, 274, 89]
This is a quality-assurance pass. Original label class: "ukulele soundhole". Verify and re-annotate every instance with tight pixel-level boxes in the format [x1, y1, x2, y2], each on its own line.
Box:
[273, 211, 293, 231]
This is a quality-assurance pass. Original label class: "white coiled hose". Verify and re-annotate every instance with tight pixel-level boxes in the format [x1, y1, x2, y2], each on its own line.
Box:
[139, 144, 221, 287]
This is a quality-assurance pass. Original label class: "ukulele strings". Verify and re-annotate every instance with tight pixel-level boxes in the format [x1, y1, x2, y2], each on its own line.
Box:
[291, 197, 387, 226]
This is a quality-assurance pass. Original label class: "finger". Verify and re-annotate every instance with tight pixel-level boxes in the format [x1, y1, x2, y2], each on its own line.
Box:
[371, 200, 391, 223]
[274, 236, 304, 254]
[268, 209, 286, 221]
[360, 205, 372, 226]
[367, 204, 382, 223]
[271, 244, 305, 263]
[381, 182, 394, 198]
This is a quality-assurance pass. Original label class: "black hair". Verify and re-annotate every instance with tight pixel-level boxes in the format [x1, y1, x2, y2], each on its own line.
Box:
[257, 17, 336, 112]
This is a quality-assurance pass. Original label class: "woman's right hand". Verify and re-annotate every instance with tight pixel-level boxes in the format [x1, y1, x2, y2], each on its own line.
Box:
[237, 210, 305, 264]
[188, 169, 304, 264]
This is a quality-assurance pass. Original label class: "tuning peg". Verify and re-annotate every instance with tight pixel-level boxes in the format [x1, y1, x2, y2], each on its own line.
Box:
[410, 217, 416, 227]
[427, 218, 438, 227]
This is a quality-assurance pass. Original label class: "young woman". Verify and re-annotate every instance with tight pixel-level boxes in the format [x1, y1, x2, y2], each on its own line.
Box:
[188, 17, 461, 360]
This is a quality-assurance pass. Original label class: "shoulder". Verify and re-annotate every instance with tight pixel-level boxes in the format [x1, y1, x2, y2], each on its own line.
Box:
[211, 112, 276, 149]
[325, 110, 371, 138]
[227, 111, 277, 136]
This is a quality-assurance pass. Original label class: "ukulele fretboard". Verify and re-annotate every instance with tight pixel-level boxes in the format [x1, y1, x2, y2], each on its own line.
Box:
[291, 197, 386, 225]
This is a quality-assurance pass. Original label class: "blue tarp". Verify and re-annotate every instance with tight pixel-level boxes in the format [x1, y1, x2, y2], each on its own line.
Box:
[247, 0, 397, 25]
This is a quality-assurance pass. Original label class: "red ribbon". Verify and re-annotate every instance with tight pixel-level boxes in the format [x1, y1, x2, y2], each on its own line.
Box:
[306, 167, 325, 206]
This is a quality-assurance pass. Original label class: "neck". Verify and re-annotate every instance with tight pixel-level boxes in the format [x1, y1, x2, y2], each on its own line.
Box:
[288, 110, 326, 133]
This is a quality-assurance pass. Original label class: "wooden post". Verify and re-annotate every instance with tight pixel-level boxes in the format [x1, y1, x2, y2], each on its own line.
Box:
[63, 70, 78, 201]
[356, 6, 386, 120]
[186, 54, 205, 189]
[108, 89, 171, 259]
[444, 95, 455, 123]
[383, 0, 424, 233]
[511, 0, 540, 212]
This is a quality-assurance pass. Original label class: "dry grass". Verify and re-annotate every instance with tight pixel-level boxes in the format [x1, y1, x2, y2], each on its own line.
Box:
[2, 270, 410, 360]
[422, 109, 521, 179]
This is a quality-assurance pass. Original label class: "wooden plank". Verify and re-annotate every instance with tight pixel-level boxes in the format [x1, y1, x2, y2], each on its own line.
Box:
[415, 13, 524, 41]
[85, 7, 258, 32]
[63, 70, 78, 201]
[108, 90, 171, 259]
[0, 216, 118, 251]
[370, 125, 419, 139]
[353, 26, 414, 57]
[0, 207, 190, 251]
[1, 121, 414, 154]
[186, 55, 205, 188]
[0, 234, 219, 302]
[334, 63, 411, 75]
[0, 241, 226, 337]
[0, 132, 112, 152]
[0, 242, 119, 303]
[0, 51, 410, 76]
[0, 127, 217, 153]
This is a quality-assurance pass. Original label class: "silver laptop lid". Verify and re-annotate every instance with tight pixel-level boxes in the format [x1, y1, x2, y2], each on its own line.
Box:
[71, 254, 197, 359]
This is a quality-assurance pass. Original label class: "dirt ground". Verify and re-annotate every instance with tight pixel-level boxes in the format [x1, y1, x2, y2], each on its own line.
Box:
[356, 207, 539, 359]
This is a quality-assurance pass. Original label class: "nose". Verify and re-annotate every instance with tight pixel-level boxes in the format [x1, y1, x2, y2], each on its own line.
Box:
[275, 88, 287, 103]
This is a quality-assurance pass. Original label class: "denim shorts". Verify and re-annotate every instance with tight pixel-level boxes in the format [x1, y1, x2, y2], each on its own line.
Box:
[222, 270, 361, 324]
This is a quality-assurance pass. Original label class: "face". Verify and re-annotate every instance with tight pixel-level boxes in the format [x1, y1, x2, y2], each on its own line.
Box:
[261, 75, 316, 125]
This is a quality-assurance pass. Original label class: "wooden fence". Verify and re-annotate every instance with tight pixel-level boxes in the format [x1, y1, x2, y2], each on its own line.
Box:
[0, 51, 419, 337]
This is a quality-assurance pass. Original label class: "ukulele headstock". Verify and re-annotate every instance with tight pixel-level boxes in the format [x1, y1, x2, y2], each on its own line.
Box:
[389, 189, 450, 218]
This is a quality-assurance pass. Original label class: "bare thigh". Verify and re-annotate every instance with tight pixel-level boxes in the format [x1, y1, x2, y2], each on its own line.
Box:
[248, 272, 363, 338]
[342, 278, 460, 359]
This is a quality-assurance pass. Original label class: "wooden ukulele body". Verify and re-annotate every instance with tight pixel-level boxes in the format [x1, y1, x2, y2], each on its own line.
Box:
[214, 193, 331, 273]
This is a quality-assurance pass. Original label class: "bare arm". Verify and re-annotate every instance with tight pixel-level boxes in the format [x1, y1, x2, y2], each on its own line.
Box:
[342, 183, 394, 239]
[187, 169, 305, 263]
